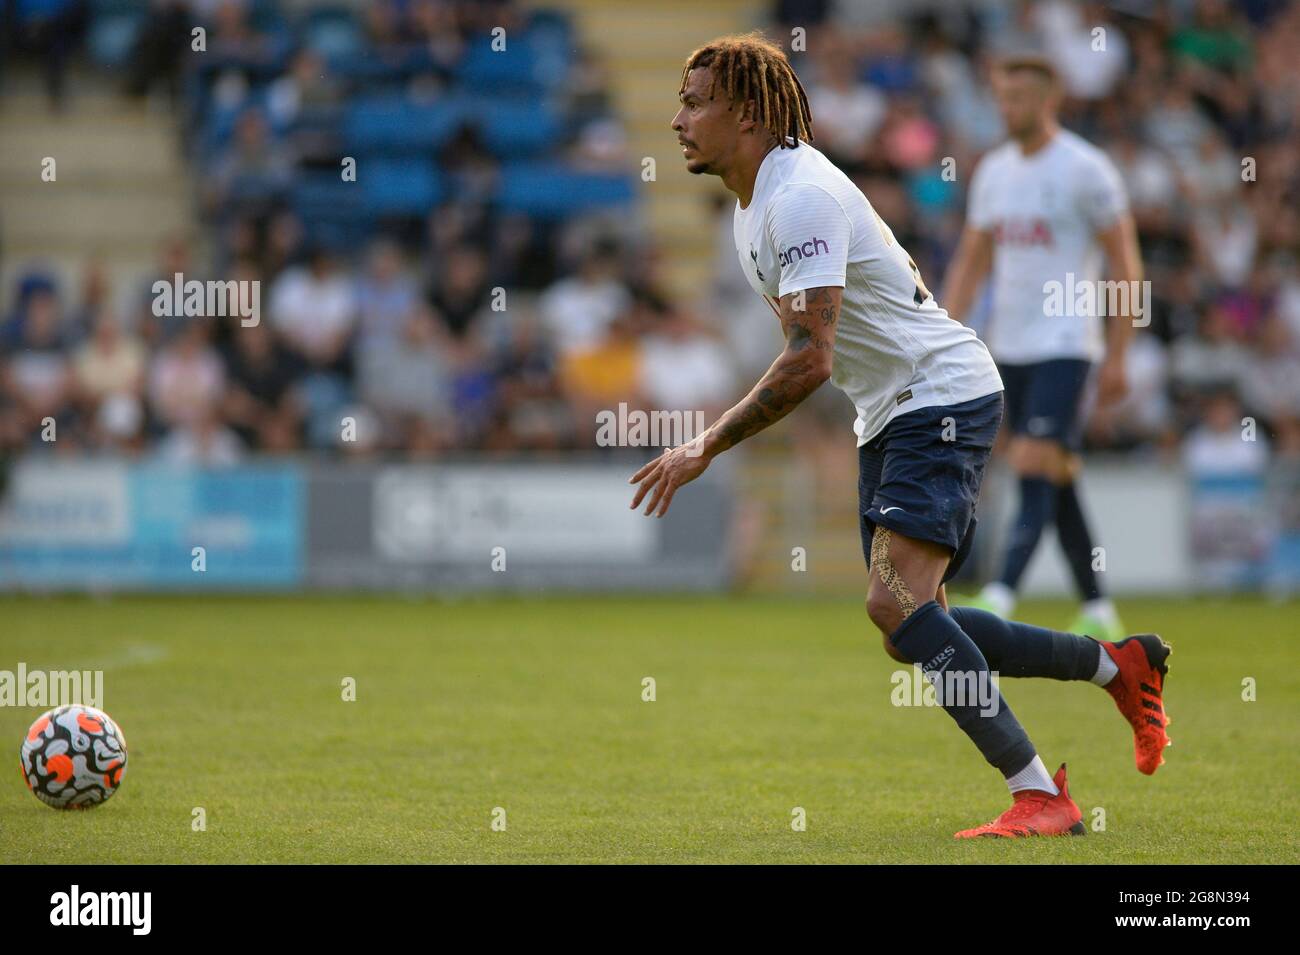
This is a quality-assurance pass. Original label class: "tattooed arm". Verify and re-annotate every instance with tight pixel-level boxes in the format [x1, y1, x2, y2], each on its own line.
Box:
[701, 285, 841, 456]
[629, 286, 842, 517]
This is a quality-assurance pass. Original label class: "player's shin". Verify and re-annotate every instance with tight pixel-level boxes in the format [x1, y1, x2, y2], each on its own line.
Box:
[948, 605, 1111, 682]
[998, 476, 1058, 591]
[1056, 481, 1104, 601]
[889, 600, 1040, 783]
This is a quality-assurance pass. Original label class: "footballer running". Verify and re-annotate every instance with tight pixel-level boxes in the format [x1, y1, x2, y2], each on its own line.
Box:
[943, 54, 1142, 643]
[627, 34, 1172, 838]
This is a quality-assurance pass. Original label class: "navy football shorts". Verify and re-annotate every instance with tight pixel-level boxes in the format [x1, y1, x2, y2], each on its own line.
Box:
[998, 358, 1092, 451]
[858, 391, 1004, 584]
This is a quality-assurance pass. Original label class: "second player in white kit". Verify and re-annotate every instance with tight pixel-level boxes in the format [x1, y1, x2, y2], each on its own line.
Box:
[943, 56, 1145, 641]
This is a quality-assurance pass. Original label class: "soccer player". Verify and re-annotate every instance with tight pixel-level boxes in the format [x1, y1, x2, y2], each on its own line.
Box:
[942, 56, 1143, 641]
[628, 34, 1171, 838]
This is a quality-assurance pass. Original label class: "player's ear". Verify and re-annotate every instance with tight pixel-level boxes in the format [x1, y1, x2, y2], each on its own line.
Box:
[736, 98, 759, 133]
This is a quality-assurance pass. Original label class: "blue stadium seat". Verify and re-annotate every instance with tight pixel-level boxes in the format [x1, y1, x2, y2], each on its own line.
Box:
[362, 158, 444, 217]
[288, 102, 344, 141]
[471, 96, 562, 158]
[291, 171, 370, 245]
[327, 50, 411, 88]
[247, 0, 287, 34]
[87, 0, 143, 68]
[456, 35, 544, 93]
[524, 10, 575, 89]
[494, 163, 635, 219]
[301, 6, 363, 61]
[342, 95, 465, 155]
[527, 8, 574, 41]
[17, 0, 78, 20]
[292, 171, 362, 209]
[863, 55, 918, 94]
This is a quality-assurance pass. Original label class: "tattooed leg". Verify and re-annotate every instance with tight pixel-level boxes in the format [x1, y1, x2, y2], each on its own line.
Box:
[867, 525, 952, 660]
[871, 527, 917, 619]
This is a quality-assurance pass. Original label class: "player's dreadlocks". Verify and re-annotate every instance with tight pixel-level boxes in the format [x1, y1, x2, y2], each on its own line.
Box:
[679, 32, 814, 148]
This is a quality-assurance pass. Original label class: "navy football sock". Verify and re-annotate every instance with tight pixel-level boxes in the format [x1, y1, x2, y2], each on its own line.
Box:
[999, 476, 1058, 590]
[890, 601, 1037, 778]
[1056, 482, 1103, 602]
[949, 605, 1102, 681]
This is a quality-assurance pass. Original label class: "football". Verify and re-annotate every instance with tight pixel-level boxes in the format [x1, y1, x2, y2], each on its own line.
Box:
[20, 705, 127, 810]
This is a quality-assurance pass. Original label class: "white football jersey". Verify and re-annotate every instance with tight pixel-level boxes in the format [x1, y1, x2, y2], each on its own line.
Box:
[734, 140, 1002, 445]
[967, 128, 1129, 364]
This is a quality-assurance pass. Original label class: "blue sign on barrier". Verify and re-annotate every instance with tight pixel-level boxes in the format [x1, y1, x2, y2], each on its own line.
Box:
[0, 462, 303, 589]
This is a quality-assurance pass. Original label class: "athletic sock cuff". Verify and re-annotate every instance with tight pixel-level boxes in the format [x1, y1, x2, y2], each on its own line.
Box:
[887, 600, 946, 659]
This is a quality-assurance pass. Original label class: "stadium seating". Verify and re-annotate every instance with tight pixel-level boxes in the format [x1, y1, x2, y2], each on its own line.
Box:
[178, 1, 633, 241]
[495, 162, 635, 219]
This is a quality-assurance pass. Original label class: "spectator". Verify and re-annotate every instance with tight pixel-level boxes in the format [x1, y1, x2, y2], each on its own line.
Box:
[1085, 330, 1175, 452]
[124, 0, 192, 101]
[1171, 303, 1251, 398]
[1193, 201, 1258, 288]
[156, 408, 244, 466]
[805, 35, 886, 174]
[1108, 132, 1179, 225]
[488, 309, 571, 451]
[539, 238, 631, 358]
[147, 321, 225, 430]
[2, 275, 59, 351]
[356, 239, 420, 348]
[7, 0, 87, 110]
[638, 307, 734, 419]
[133, 234, 195, 344]
[428, 244, 492, 340]
[1, 285, 74, 444]
[221, 319, 302, 452]
[356, 305, 451, 449]
[268, 244, 357, 372]
[1170, 0, 1253, 73]
[1035, 0, 1128, 101]
[1180, 131, 1243, 209]
[73, 312, 147, 411]
[203, 108, 294, 224]
[1183, 390, 1269, 476]
[1240, 314, 1300, 455]
[559, 313, 644, 448]
[444, 332, 497, 448]
[265, 48, 342, 129]
[204, 0, 280, 83]
[407, 0, 465, 76]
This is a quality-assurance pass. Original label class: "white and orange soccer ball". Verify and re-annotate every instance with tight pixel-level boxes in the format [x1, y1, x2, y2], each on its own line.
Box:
[20, 705, 127, 810]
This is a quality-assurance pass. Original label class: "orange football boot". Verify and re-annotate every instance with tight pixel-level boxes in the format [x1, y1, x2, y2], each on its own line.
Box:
[1100, 634, 1172, 775]
[955, 763, 1085, 838]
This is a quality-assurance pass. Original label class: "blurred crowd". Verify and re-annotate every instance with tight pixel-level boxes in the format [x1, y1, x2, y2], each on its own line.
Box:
[0, 231, 736, 463]
[2, 0, 1298, 472]
[1, 0, 736, 463]
[774, 0, 1300, 474]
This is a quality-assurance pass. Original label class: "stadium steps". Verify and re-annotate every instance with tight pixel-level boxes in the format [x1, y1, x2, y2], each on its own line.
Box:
[530, 0, 762, 298]
[0, 71, 196, 312]
[732, 436, 870, 594]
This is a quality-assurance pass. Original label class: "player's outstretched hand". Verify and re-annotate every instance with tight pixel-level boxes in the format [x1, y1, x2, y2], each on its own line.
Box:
[628, 441, 711, 518]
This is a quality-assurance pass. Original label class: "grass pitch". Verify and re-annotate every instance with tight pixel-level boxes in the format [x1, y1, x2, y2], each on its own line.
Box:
[1, 593, 1295, 864]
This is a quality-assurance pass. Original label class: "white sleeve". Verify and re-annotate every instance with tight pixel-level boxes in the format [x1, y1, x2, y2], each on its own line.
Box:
[966, 155, 996, 230]
[1079, 152, 1129, 232]
[766, 182, 852, 298]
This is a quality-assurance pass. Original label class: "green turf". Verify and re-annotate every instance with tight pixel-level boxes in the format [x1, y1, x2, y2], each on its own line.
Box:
[0, 593, 1295, 863]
